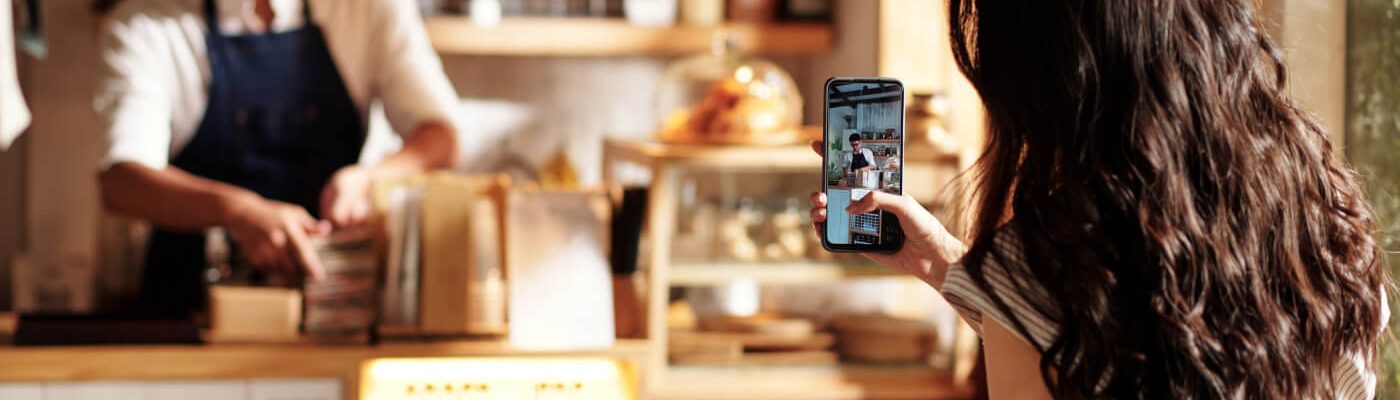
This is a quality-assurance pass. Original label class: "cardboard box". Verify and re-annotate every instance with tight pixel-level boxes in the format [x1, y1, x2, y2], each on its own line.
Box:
[207, 286, 301, 343]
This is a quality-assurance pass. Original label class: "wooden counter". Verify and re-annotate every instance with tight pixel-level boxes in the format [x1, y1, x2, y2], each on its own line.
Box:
[0, 312, 648, 399]
[0, 339, 651, 383]
[659, 365, 973, 400]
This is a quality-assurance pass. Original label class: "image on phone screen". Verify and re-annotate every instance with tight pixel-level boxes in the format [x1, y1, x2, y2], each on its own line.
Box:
[823, 79, 903, 248]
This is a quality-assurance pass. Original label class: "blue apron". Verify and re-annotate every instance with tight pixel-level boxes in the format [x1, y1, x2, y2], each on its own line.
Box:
[141, 0, 365, 314]
[850, 148, 871, 170]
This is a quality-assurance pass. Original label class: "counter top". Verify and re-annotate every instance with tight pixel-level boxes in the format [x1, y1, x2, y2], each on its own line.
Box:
[0, 314, 649, 382]
[660, 365, 973, 400]
[0, 339, 651, 382]
[0, 339, 650, 382]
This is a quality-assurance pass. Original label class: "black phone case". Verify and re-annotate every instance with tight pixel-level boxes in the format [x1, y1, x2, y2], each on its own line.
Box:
[819, 77, 905, 254]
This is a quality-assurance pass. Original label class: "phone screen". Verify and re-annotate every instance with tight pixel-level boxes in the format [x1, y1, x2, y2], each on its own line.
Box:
[822, 78, 904, 252]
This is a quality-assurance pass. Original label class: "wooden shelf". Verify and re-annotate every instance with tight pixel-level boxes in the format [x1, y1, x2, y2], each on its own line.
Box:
[0, 338, 651, 382]
[658, 364, 973, 400]
[670, 261, 908, 285]
[425, 17, 832, 56]
[604, 137, 822, 170]
[605, 137, 958, 172]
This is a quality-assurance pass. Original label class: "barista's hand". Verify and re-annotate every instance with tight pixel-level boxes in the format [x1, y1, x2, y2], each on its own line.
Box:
[321, 164, 374, 228]
[808, 141, 965, 288]
[227, 195, 329, 280]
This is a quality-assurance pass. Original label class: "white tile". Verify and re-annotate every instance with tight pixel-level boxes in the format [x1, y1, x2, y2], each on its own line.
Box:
[144, 380, 247, 400]
[0, 383, 42, 400]
[249, 379, 342, 400]
[44, 382, 143, 400]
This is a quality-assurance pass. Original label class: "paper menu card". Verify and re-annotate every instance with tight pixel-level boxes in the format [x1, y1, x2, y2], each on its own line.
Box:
[507, 190, 615, 350]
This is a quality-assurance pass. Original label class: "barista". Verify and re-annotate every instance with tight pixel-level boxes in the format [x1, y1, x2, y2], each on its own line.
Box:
[845, 134, 877, 185]
[95, 0, 460, 312]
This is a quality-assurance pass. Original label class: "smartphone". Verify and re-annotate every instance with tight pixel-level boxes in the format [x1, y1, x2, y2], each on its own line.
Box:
[821, 77, 905, 253]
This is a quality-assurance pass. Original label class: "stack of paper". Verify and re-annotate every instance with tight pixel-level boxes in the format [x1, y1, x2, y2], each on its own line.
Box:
[303, 228, 377, 340]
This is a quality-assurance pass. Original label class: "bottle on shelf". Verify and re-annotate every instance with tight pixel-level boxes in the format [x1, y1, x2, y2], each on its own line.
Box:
[781, 0, 830, 22]
[727, 0, 777, 23]
[470, 0, 503, 27]
[624, 0, 680, 27]
[681, 0, 725, 26]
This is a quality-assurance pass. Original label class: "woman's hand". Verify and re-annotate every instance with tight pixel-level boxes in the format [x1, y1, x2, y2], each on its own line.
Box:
[227, 195, 329, 280]
[809, 141, 966, 288]
[320, 164, 375, 228]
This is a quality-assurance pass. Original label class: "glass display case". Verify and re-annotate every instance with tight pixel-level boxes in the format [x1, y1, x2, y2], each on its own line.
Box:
[602, 138, 978, 398]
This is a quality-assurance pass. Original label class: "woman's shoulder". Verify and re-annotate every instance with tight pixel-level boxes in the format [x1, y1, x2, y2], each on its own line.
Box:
[941, 225, 1060, 349]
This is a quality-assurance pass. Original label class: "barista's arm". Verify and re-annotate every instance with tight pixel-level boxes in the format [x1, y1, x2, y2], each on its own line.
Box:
[99, 163, 256, 231]
[317, 0, 465, 227]
[319, 121, 458, 227]
[99, 163, 327, 279]
[366, 120, 457, 179]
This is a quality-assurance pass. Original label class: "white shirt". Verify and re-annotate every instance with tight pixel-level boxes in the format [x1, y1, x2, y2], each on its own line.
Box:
[95, 0, 459, 170]
[0, 0, 29, 150]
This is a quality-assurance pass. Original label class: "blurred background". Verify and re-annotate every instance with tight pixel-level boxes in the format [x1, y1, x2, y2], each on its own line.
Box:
[0, 0, 1394, 399]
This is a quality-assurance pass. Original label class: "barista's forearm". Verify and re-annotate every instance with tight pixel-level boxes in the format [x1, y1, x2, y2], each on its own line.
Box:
[370, 120, 458, 179]
[98, 162, 258, 232]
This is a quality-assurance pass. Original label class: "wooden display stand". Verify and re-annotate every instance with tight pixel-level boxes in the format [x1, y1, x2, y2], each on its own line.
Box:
[602, 138, 976, 399]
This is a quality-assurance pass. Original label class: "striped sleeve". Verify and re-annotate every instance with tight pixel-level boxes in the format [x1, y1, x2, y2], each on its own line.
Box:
[940, 229, 1059, 350]
[1334, 289, 1387, 400]
[1333, 352, 1375, 400]
[939, 228, 1384, 400]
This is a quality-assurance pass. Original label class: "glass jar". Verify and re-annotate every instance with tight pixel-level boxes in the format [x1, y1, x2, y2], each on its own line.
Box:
[655, 34, 803, 145]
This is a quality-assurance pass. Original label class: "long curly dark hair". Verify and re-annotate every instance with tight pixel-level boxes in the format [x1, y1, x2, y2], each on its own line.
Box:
[949, 1, 1388, 398]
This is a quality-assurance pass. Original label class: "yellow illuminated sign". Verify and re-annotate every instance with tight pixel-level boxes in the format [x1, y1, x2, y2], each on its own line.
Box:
[360, 357, 634, 400]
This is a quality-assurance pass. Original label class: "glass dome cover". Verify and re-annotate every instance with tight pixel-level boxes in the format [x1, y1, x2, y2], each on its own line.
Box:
[656, 34, 803, 145]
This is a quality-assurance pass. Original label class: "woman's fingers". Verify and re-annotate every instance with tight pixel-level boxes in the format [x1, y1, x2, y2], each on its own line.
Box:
[845, 191, 934, 234]
[810, 140, 823, 156]
[809, 191, 827, 208]
[846, 190, 901, 215]
[810, 206, 827, 223]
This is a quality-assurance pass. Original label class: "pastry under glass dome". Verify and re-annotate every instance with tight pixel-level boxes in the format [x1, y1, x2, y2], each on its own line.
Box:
[655, 33, 804, 145]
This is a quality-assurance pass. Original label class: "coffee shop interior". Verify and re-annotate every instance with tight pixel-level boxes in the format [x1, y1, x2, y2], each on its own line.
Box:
[0, 0, 1394, 399]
